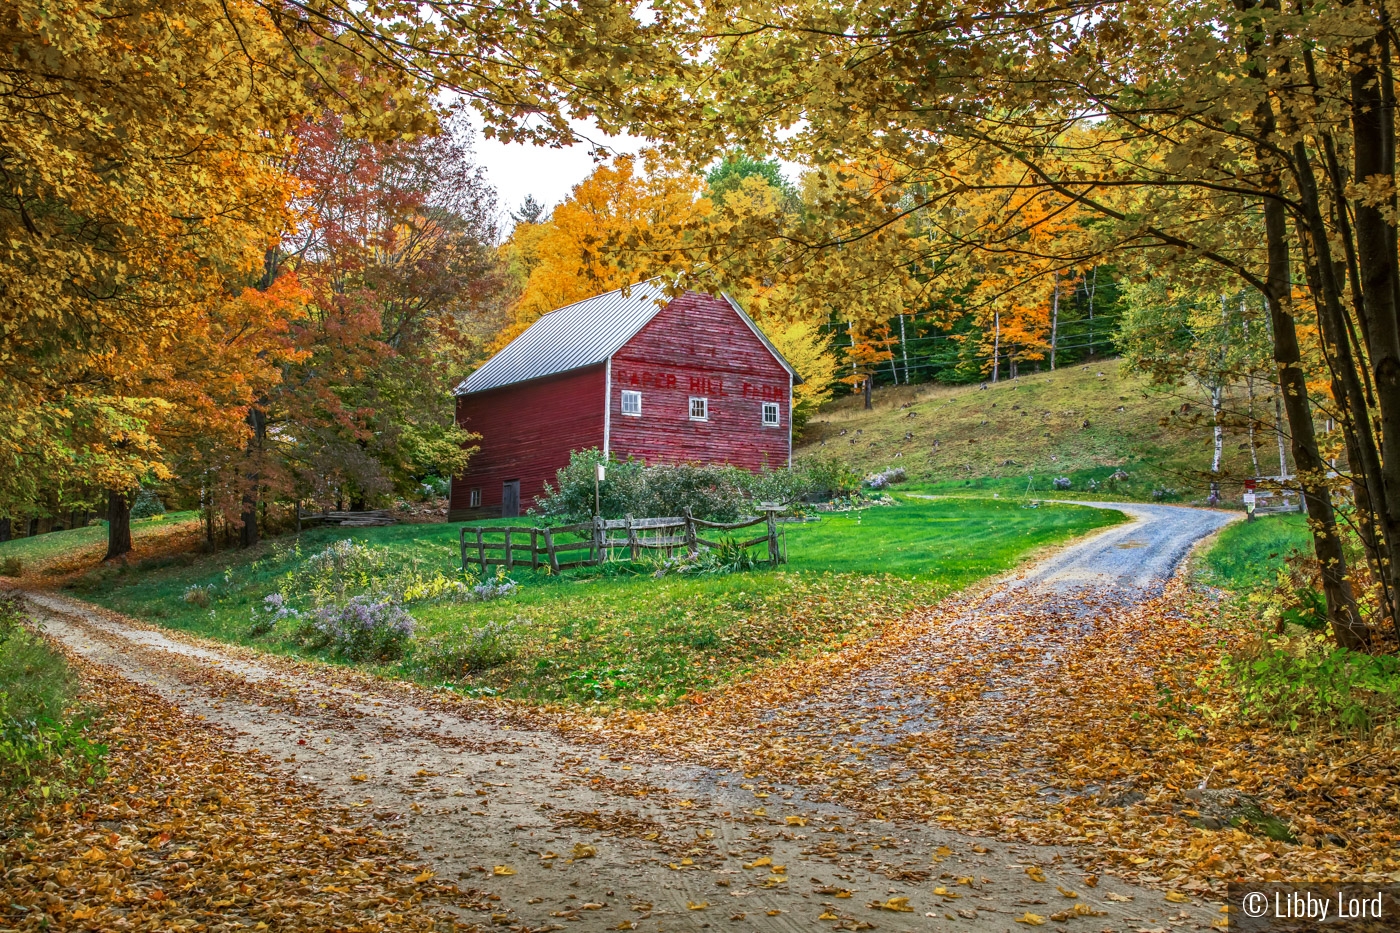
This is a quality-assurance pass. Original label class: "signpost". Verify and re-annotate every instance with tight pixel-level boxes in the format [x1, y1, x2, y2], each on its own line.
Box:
[1244, 479, 1257, 521]
[594, 462, 606, 517]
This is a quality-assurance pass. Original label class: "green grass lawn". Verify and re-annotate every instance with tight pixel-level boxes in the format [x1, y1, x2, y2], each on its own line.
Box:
[1199, 512, 1312, 593]
[0, 523, 109, 568]
[56, 497, 1121, 707]
[0, 513, 197, 577]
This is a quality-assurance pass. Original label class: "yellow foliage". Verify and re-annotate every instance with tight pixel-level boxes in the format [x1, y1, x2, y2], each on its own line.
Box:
[496, 155, 711, 348]
[760, 319, 836, 428]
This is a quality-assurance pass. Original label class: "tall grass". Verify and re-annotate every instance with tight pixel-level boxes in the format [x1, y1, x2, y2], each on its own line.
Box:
[1202, 515, 1400, 735]
[0, 593, 104, 800]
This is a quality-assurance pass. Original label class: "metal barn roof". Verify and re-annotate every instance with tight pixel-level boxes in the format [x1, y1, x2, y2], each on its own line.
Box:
[455, 282, 799, 396]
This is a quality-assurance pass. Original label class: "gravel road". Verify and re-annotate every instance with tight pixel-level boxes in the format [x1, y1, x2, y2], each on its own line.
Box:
[25, 503, 1234, 932]
[1006, 501, 1238, 597]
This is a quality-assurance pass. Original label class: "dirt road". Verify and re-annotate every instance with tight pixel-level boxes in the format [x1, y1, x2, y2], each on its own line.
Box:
[28, 503, 1232, 932]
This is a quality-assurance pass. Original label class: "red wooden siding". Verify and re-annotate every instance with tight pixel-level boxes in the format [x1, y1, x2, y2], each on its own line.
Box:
[608, 292, 791, 471]
[448, 364, 606, 519]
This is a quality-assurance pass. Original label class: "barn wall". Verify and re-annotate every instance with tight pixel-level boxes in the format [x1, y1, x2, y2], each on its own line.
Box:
[448, 364, 606, 521]
[608, 292, 791, 471]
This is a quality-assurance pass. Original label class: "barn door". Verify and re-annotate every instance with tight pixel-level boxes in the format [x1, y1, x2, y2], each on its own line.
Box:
[502, 480, 521, 518]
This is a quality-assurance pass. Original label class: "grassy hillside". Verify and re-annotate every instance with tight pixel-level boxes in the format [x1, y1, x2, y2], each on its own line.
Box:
[798, 360, 1278, 503]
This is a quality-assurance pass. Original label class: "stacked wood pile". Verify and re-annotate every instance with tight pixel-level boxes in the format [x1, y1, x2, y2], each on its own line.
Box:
[300, 509, 397, 528]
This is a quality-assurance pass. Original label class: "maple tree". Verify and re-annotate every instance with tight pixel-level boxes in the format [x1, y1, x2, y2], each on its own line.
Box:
[229, 114, 502, 540]
[0, 0, 453, 555]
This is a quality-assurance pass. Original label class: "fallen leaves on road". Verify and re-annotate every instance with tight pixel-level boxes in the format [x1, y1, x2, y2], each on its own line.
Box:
[562, 575, 1400, 890]
[0, 653, 487, 931]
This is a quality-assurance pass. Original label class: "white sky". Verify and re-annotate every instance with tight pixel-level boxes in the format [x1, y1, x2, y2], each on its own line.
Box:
[465, 112, 806, 233]
[468, 115, 647, 224]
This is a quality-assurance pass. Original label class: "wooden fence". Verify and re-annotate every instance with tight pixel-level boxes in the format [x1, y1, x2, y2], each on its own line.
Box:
[460, 506, 786, 574]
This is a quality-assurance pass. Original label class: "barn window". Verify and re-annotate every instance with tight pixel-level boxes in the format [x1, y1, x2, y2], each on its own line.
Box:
[689, 397, 708, 421]
[621, 390, 642, 416]
[469, 488, 481, 508]
[762, 402, 780, 426]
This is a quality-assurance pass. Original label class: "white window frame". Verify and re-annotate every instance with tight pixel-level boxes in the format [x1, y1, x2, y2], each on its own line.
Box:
[469, 488, 481, 507]
[762, 402, 780, 427]
[689, 397, 709, 421]
[621, 390, 642, 417]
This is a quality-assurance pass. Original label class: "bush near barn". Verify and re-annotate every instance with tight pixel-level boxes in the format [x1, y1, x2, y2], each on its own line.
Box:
[533, 449, 862, 523]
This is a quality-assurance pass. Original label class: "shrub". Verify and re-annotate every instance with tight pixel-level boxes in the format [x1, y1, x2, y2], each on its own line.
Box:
[1222, 633, 1400, 734]
[291, 539, 392, 605]
[419, 475, 451, 499]
[535, 449, 865, 522]
[1052, 477, 1072, 490]
[182, 584, 213, 608]
[800, 455, 862, 500]
[416, 622, 518, 678]
[310, 595, 414, 662]
[651, 538, 761, 577]
[472, 574, 519, 601]
[250, 592, 300, 638]
[0, 557, 20, 577]
[535, 450, 749, 522]
[131, 487, 165, 519]
[398, 570, 474, 604]
[865, 467, 908, 490]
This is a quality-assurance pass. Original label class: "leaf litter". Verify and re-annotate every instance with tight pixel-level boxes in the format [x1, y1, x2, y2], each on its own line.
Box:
[564, 574, 1400, 891]
[0, 651, 488, 931]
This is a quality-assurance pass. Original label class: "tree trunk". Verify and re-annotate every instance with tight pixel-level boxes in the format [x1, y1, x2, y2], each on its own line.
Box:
[105, 489, 133, 561]
[1346, 34, 1400, 646]
[240, 406, 266, 549]
[1086, 267, 1097, 357]
[0, 518, 9, 543]
[1050, 274, 1059, 370]
[1210, 382, 1223, 505]
[863, 374, 873, 409]
[1262, 186, 1369, 650]
[1291, 137, 1398, 638]
[1246, 375, 1261, 477]
[26, 517, 37, 537]
[991, 309, 1001, 383]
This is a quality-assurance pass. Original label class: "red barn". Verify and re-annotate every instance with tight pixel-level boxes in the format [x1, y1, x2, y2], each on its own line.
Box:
[448, 282, 800, 520]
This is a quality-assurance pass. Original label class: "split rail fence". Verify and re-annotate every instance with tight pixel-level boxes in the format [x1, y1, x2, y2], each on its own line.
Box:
[460, 506, 786, 574]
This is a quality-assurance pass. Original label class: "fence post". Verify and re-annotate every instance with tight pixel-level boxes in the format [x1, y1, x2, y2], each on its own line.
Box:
[504, 528, 513, 570]
[475, 527, 485, 570]
[626, 514, 639, 561]
[766, 509, 779, 565]
[544, 527, 559, 574]
[593, 515, 606, 565]
[460, 526, 468, 572]
[683, 507, 697, 556]
[530, 528, 539, 570]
